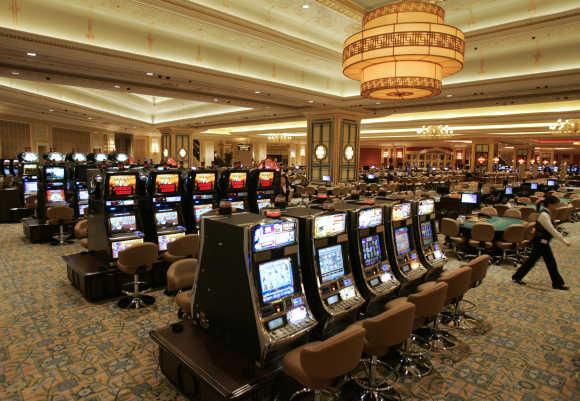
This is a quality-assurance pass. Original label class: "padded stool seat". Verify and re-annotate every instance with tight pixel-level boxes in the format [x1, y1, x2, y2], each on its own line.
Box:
[117, 242, 158, 309]
[47, 205, 75, 245]
[435, 267, 472, 349]
[162, 234, 200, 263]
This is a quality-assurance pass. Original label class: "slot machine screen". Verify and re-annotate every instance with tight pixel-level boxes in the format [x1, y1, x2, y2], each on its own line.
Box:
[505, 186, 513, 195]
[314, 213, 346, 239]
[530, 183, 538, 190]
[547, 179, 556, 187]
[230, 201, 245, 210]
[3, 163, 10, 175]
[392, 203, 411, 221]
[253, 221, 296, 252]
[78, 190, 89, 201]
[46, 189, 66, 203]
[257, 199, 272, 210]
[158, 232, 186, 251]
[194, 204, 214, 223]
[229, 172, 247, 190]
[95, 153, 108, 162]
[78, 204, 89, 217]
[358, 207, 383, 229]
[155, 174, 179, 193]
[108, 175, 136, 197]
[24, 181, 38, 194]
[460, 193, 478, 204]
[318, 244, 345, 283]
[394, 227, 411, 256]
[111, 238, 144, 259]
[155, 211, 179, 227]
[258, 258, 295, 303]
[23, 164, 37, 176]
[361, 235, 382, 267]
[258, 171, 274, 188]
[194, 173, 215, 191]
[420, 222, 433, 246]
[109, 215, 137, 234]
[418, 199, 435, 215]
[45, 166, 65, 181]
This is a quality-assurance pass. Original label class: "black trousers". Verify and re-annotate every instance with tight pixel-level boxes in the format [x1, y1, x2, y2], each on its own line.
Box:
[513, 240, 565, 287]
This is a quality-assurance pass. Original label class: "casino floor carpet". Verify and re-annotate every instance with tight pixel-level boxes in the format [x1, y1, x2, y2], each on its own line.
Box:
[0, 223, 578, 401]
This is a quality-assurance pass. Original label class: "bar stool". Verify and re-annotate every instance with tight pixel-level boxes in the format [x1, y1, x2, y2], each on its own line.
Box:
[494, 204, 510, 217]
[166, 258, 198, 318]
[495, 224, 526, 266]
[282, 325, 365, 401]
[351, 301, 415, 400]
[468, 222, 494, 256]
[117, 242, 158, 309]
[503, 208, 522, 219]
[519, 206, 536, 221]
[480, 206, 498, 216]
[161, 234, 199, 263]
[47, 205, 75, 245]
[436, 267, 473, 349]
[455, 255, 491, 334]
[74, 219, 89, 249]
[387, 282, 448, 381]
[440, 218, 465, 259]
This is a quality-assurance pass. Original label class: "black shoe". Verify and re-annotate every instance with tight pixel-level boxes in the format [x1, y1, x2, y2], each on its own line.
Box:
[512, 277, 526, 285]
[552, 285, 569, 291]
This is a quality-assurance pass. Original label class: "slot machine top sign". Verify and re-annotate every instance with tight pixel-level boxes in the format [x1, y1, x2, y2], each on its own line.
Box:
[109, 175, 136, 197]
[194, 173, 215, 191]
[418, 199, 435, 215]
[258, 171, 274, 188]
[155, 174, 178, 193]
[229, 172, 247, 189]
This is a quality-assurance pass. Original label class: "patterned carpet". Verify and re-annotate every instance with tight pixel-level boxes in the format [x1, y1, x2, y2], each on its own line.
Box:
[0, 222, 578, 401]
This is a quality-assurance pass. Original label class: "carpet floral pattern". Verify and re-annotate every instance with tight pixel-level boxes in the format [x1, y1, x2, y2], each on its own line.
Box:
[0, 222, 578, 400]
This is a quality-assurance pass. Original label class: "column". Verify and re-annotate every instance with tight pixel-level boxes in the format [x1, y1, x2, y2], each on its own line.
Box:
[305, 111, 363, 184]
[253, 140, 268, 164]
[487, 142, 495, 172]
[200, 140, 215, 168]
[288, 144, 298, 167]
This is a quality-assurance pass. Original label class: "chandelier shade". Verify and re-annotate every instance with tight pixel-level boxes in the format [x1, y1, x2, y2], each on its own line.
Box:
[343, 1, 465, 100]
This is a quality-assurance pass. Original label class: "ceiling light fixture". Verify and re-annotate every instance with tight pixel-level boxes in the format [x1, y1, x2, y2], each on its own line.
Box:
[145, 72, 154, 76]
[11, 71, 20, 76]
[306, 100, 314, 104]
[113, 84, 121, 88]
[549, 118, 578, 135]
[343, 1, 464, 100]
[48, 109, 54, 112]
[254, 90, 262, 94]
[416, 125, 455, 137]
[302, 4, 310, 9]
[26, 52, 37, 57]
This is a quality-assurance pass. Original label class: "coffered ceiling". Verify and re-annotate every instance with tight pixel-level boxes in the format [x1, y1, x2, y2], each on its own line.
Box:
[0, 0, 579, 144]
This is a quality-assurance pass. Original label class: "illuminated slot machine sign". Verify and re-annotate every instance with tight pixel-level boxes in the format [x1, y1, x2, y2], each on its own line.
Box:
[24, 181, 38, 195]
[358, 207, 383, 229]
[45, 166, 65, 181]
[155, 210, 179, 228]
[95, 153, 108, 163]
[229, 172, 247, 190]
[194, 173, 215, 192]
[46, 189, 66, 204]
[23, 164, 37, 176]
[109, 214, 137, 234]
[258, 171, 274, 188]
[418, 199, 435, 216]
[313, 213, 346, 239]
[252, 221, 296, 252]
[392, 202, 412, 221]
[108, 175, 136, 198]
[3, 161, 10, 176]
[78, 190, 89, 202]
[155, 174, 179, 194]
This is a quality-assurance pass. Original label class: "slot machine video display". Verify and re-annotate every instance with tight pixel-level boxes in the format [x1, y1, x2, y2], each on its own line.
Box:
[339, 202, 400, 313]
[68, 152, 89, 218]
[248, 169, 280, 213]
[283, 207, 364, 337]
[185, 170, 217, 232]
[385, 201, 427, 285]
[413, 198, 445, 272]
[38, 161, 69, 221]
[217, 169, 249, 211]
[18, 152, 39, 208]
[194, 214, 316, 365]
[143, 170, 186, 251]
[88, 172, 145, 261]
[2, 159, 11, 176]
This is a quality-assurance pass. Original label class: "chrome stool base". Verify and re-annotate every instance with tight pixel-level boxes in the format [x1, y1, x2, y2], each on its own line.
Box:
[352, 357, 400, 401]
[118, 294, 155, 309]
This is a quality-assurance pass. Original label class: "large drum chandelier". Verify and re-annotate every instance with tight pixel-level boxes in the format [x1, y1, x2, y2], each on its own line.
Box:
[343, 1, 465, 100]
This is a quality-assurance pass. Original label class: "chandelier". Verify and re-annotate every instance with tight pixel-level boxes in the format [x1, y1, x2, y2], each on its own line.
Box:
[416, 125, 455, 137]
[549, 119, 578, 135]
[343, 0, 465, 100]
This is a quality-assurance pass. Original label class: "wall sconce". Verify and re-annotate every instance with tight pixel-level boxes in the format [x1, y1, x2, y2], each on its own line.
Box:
[178, 148, 187, 158]
[477, 156, 487, 164]
[518, 158, 525, 165]
[290, 150, 296, 158]
[493, 156, 499, 163]
[163, 149, 169, 158]
[299, 147, 305, 157]
[151, 142, 160, 154]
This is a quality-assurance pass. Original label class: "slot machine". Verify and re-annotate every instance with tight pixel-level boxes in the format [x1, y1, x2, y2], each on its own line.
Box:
[337, 201, 400, 314]
[384, 201, 427, 287]
[248, 168, 280, 213]
[193, 213, 317, 365]
[413, 198, 446, 274]
[143, 169, 186, 252]
[283, 207, 364, 337]
[217, 168, 249, 211]
[2, 159, 11, 176]
[11, 159, 20, 177]
[184, 169, 217, 233]
[18, 152, 39, 209]
[38, 152, 69, 221]
[88, 171, 145, 262]
[67, 152, 89, 218]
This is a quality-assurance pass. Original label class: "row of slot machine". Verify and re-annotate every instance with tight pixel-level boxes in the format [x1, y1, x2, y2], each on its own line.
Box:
[192, 197, 446, 365]
[87, 167, 282, 262]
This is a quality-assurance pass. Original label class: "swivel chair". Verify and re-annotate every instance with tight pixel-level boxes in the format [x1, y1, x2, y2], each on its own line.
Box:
[117, 242, 158, 309]
[47, 205, 75, 246]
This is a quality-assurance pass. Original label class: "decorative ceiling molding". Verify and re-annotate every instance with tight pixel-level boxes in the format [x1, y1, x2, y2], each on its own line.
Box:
[314, 0, 366, 19]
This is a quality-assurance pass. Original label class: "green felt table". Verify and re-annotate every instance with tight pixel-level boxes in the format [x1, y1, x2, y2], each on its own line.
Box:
[461, 215, 524, 232]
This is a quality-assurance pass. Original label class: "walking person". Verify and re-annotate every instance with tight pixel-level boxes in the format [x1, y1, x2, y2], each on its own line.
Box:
[512, 196, 570, 290]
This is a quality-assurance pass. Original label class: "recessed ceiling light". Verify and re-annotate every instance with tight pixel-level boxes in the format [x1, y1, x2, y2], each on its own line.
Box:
[302, 4, 310, 9]
[88, 117, 92, 120]
[375, 102, 381, 105]
[145, 72, 154, 76]
[446, 94, 454, 98]
[26, 52, 37, 57]
[306, 100, 314, 103]
[213, 98, 219, 102]
[254, 90, 262, 94]
[113, 84, 121, 88]
[11, 71, 20, 76]
[48, 109, 54, 112]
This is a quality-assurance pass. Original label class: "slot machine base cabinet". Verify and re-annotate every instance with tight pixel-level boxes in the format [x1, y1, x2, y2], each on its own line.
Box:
[151, 323, 284, 401]
[22, 217, 71, 243]
[64, 251, 168, 302]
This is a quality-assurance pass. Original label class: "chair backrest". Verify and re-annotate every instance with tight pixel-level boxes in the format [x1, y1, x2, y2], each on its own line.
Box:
[118, 242, 158, 270]
[467, 254, 491, 284]
[439, 266, 472, 301]
[527, 212, 538, 222]
[480, 206, 498, 216]
[74, 219, 88, 239]
[572, 198, 580, 209]
[503, 208, 522, 219]
[300, 325, 365, 380]
[494, 204, 510, 216]
[440, 218, 459, 237]
[519, 207, 536, 220]
[524, 222, 536, 240]
[46, 205, 75, 224]
[517, 197, 531, 204]
[502, 224, 526, 243]
[407, 282, 448, 319]
[556, 206, 573, 222]
[471, 222, 495, 242]
[167, 234, 200, 258]
[364, 301, 415, 348]
[166, 258, 198, 291]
